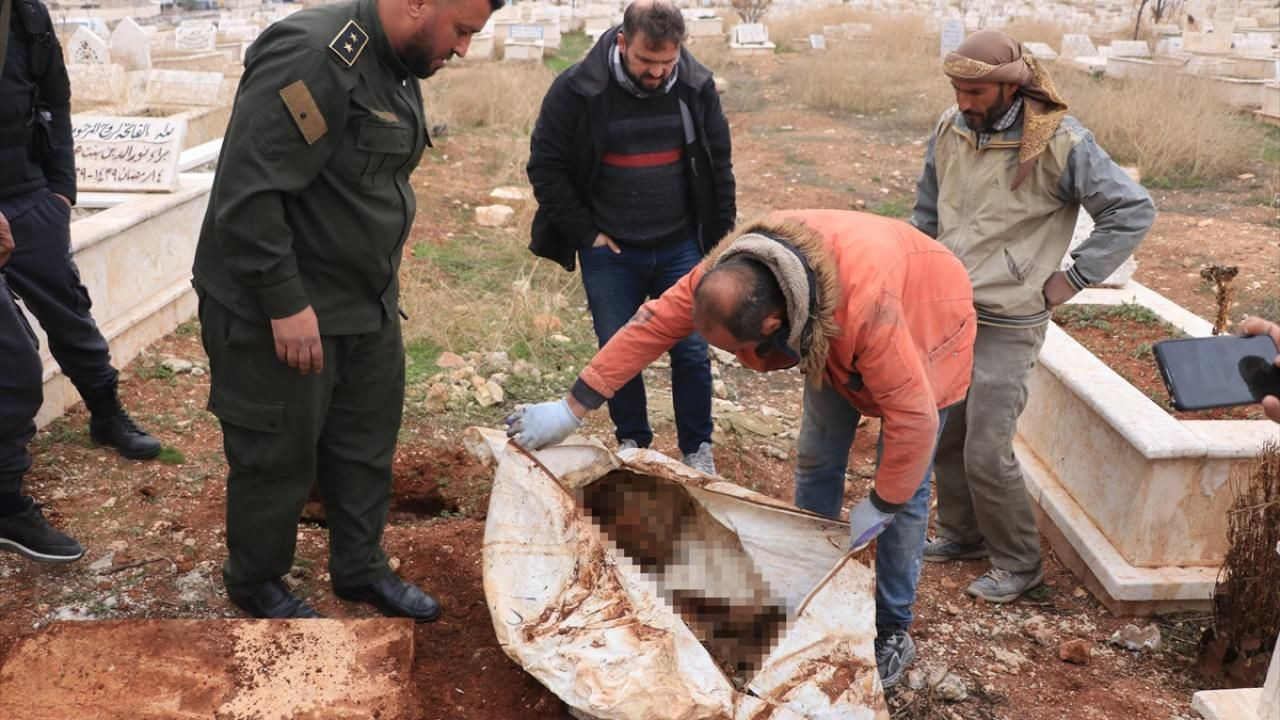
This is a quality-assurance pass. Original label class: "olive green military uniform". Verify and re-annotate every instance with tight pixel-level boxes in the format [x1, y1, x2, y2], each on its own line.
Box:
[192, 0, 427, 596]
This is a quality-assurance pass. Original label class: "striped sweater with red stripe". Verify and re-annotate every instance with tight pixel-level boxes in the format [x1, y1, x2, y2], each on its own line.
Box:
[589, 82, 693, 246]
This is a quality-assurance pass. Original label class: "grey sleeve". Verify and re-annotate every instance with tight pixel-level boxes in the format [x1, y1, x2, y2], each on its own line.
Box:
[1056, 131, 1155, 291]
[909, 130, 940, 239]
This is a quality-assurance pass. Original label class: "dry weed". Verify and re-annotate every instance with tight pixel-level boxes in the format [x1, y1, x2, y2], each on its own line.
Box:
[782, 14, 950, 132]
[427, 61, 555, 134]
[1054, 67, 1266, 184]
[766, 6, 863, 47]
[1205, 439, 1280, 685]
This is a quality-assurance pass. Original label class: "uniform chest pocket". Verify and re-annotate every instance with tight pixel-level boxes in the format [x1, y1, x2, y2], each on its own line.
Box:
[342, 120, 412, 190]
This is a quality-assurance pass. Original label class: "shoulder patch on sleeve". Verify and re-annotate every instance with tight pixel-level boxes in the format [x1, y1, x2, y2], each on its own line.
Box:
[279, 79, 328, 145]
[328, 20, 369, 67]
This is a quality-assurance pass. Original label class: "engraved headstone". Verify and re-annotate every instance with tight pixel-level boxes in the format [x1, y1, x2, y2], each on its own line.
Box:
[71, 115, 188, 192]
[1024, 41, 1057, 60]
[508, 24, 544, 41]
[1155, 36, 1184, 55]
[175, 22, 217, 53]
[110, 17, 151, 71]
[1060, 33, 1099, 59]
[940, 17, 965, 58]
[67, 26, 109, 65]
[734, 23, 768, 45]
[1236, 32, 1274, 57]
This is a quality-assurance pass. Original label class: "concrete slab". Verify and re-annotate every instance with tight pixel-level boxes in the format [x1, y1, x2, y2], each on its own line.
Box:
[0, 619, 417, 720]
[34, 176, 212, 427]
[1015, 282, 1273, 614]
[1193, 688, 1263, 719]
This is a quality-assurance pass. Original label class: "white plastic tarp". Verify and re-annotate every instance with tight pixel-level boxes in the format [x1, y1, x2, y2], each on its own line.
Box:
[467, 428, 890, 720]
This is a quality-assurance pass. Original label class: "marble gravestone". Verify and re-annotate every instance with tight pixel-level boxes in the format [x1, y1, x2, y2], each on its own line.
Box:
[940, 17, 965, 58]
[110, 17, 152, 72]
[67, 27, 110, 65]
[71, 115, 188, 192]
[175, 21, 217, 53]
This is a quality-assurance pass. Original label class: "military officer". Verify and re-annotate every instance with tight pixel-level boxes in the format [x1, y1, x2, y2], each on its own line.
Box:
[194, 0, 502, 620]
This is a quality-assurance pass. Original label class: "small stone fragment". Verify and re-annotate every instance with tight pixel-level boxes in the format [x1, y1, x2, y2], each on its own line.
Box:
[1109, 623, 1161, 652]
[1058, 638, 1093, 665]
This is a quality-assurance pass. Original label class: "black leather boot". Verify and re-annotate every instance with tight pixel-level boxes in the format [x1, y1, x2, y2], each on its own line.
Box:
[85, 386, 161, 460]
[228, 578, 324, 619]
[335, 574, 442, 623]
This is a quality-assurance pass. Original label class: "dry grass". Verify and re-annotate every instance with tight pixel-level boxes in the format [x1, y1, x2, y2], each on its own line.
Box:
[776, 10, 1265, 182]
[398, 192, 597, 371]
[766, 6, 864, 47]
[1053, 67, 1268, 184]
[426, 61, 555, 134]
[781, 14, 951, 133]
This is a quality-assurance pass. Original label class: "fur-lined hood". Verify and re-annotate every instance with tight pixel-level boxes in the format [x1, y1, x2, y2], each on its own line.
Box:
[701, 217, 843, 383]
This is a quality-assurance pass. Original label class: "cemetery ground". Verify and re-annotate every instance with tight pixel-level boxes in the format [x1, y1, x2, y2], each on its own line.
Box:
[3, 17, 1280, 720]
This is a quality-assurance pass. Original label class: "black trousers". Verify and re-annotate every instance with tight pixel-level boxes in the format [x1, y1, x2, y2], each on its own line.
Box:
[0, 271, 42, 496]
[1, 189, 117, 413]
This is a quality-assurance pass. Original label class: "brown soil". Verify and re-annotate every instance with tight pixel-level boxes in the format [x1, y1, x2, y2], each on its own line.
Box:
[1053, 305, 1267, 421]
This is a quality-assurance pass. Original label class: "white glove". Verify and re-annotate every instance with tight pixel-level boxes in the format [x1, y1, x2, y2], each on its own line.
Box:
[504, 399, 582, 450]
[848, 497, 896, 552]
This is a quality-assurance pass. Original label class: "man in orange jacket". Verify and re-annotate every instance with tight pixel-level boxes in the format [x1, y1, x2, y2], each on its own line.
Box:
[507, 210, 976, 688]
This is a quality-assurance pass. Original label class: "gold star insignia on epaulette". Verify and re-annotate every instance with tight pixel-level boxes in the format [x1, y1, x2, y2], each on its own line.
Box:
[329, 20, 368, 67]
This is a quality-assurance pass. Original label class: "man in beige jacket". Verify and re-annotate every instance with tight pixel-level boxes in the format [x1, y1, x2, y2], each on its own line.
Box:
[911, 29, 1154, 603]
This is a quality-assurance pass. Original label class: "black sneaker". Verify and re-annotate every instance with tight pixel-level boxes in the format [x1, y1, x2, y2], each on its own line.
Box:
[90, 410, 161, 460]
[0, 497, 85, 563]
[874, 628, 916, 689]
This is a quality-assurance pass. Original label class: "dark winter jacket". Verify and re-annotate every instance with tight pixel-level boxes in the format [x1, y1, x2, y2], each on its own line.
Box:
[0, 0, 75, 202]
[526, 26, 735, 271]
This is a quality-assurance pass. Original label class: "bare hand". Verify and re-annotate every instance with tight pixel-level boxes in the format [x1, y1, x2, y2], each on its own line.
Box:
[270, 306, 324, 374]
[593, 232, 621, 254]
[52, 193, 71, 209]
[0, 212, 13, 269]
[1042, 271, 1079, 310]
[1241, 316, 1280, 423]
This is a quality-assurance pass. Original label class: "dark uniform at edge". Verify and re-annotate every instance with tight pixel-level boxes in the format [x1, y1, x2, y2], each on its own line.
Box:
[0, 0, 161, 462]
[193, 0, 464, 621]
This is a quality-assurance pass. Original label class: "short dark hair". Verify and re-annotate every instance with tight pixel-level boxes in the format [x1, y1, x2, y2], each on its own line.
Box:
[694, 257, 785, 342]
[488, 0, 505, 11]
[622, 1, 686, 47]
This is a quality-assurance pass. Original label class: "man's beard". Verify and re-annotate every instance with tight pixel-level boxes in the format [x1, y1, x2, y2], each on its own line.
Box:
[623, 58, 668, 92]
[403, 27, 445, 78]
[965, 94, 1014, 133]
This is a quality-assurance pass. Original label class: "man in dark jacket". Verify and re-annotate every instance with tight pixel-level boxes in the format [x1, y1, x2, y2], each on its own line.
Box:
[0, 208, 83, 563]
[0, 0, 160, 461]
[526, 0, 735, 474]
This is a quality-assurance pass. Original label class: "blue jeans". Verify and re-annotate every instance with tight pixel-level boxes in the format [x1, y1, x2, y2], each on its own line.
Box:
[794, 381, 952, 631]
[578, 237, 713, 455]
